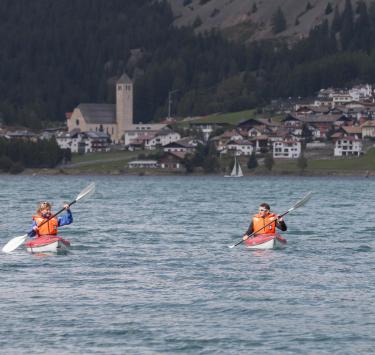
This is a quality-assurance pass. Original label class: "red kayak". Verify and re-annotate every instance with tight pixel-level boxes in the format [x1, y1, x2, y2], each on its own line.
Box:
[245, 233, 287, 250]
[25, 235, 70, 253]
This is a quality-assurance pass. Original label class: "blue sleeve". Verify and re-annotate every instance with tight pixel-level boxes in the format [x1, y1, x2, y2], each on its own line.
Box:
[58, 209, 73, 227]
[28, 220, 37, 238]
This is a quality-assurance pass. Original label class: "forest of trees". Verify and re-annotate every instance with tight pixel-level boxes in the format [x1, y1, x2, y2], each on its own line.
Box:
[1, 0, 375, 128]
[0, 138, 64, 173]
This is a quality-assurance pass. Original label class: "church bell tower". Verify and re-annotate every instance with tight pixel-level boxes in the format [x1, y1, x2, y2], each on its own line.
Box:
[116, 73, 133, 142]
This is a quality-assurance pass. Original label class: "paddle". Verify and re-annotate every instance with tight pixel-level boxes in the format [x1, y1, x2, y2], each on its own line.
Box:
[2, 182, 96, 253]
[228, 191, 313, 249]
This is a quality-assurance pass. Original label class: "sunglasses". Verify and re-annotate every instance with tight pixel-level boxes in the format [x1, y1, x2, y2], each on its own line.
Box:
[259, 208, 268, 212]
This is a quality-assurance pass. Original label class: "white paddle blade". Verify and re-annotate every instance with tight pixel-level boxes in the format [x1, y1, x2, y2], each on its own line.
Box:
[76, 182, 95, 202]
[2, 234, 28, 253]
[289, 191, 313, 212]
[295, 191, 313, 208]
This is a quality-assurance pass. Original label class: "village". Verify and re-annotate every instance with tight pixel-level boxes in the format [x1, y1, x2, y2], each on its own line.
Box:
[1, 74, 375, 174]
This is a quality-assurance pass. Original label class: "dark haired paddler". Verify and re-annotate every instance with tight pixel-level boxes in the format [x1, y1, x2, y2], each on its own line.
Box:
[242, 203, 287, 241]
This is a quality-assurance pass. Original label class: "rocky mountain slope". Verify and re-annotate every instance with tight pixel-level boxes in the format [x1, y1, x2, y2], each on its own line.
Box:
[168, 0, 372, 42]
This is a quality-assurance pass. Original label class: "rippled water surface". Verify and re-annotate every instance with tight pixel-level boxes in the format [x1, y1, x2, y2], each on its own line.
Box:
[0, 175, 374, 354]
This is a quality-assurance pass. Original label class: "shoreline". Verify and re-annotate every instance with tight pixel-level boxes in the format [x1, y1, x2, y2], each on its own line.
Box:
[1, 168, 373, 178]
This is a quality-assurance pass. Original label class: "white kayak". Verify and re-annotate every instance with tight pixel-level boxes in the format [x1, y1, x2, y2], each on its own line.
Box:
[24, 235, 70, 253]
[244, 233, 287, 250]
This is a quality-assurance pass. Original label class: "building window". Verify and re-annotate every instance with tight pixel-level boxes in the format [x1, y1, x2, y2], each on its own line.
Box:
[76, 119, 79, 126]
[118, 85, 122, 91]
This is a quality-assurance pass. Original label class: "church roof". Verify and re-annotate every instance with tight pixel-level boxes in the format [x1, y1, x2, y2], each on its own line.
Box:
[78, 104, 116, 124]
[117, 73, 132, 84]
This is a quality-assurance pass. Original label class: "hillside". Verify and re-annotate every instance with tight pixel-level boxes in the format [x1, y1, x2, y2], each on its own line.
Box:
[1, 0, 375, 128]
[168, 0, 372, 42]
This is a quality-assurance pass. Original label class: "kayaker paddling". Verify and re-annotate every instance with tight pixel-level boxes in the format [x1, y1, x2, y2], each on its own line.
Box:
[229, 192, 312, 249]
[28, 201, 73, 238]
[2, 182, 95, 253]
[242, 203, 287, 241]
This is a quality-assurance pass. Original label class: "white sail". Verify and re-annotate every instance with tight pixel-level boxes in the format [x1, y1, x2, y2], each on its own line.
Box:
[236, 159, 243, 177]
[230, 157, 238, 176]
[225, 157, 243, 177]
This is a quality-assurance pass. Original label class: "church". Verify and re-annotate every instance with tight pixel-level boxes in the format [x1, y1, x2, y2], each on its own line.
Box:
[66, 73, 166, 144]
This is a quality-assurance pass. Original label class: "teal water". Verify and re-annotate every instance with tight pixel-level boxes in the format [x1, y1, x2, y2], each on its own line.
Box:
[0, 175, 374, 354]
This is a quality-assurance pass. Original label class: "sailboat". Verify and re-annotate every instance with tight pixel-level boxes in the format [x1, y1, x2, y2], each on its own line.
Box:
[224, 156, 243, 178]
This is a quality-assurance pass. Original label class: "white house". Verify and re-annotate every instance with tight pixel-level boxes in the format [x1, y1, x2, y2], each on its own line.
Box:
[144, 130, 181, 150]
[223, 140, 254, 156]
[361, 120, 375, 138]
[273, 140, 301, 158]
[334, 137, 363, 157]
[163, 141, 195, 153]
[56, 131, 110, 154]
[349, 84, 373, 101]
[124, 124, 168, 147]
[128, 160, 159, 168]
[332, 94, 353, 105]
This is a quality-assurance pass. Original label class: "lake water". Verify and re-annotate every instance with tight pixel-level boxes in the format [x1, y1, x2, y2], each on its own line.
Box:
[0, 175, 374, 354]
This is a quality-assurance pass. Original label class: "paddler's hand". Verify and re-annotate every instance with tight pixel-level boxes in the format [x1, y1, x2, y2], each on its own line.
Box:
[242, 235, 249, 241]
[63, 204, 70, 210]
[33, 226, 39, 232]
[276, 214, 284, 222]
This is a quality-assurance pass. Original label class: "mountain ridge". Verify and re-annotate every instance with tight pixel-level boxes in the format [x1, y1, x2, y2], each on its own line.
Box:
[167, 0, 372, 42]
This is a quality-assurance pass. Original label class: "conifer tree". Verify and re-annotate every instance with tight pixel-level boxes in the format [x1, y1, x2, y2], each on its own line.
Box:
[264, 153, 274, 171]
[352, 1, 371, 52]
[297, 154, 308, 173]
[331, 5, 341, 34]
[341, 0, 354, 50]
[271, 7, 287, 34]
[325, 3, 333, 15]
[247, 152, 258, 169]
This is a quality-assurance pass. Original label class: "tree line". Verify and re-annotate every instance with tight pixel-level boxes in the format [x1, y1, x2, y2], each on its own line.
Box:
[0, 138, 64, 173]
[1, 0, 375, 127]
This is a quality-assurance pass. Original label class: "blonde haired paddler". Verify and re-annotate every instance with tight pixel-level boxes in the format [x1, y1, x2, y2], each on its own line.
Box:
[28, 201, 73, 238]
[242, 203, 287, 241]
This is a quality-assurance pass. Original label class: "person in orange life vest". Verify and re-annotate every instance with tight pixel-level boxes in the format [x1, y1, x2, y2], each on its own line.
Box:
[242, 203, 287, 241]
[27, 201, 73, 238]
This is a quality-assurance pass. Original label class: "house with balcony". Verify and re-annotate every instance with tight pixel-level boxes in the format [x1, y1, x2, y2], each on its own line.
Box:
[163, 141, 195, 153]
[128, 160, 158, 169]
[158, 151, 186, 170]
[56, 131, 110, 154]
[124, 124, 168, 147]
[273, 140, 301, 159]
[211, 129, 246, 152]
[144, 129, 181, 150]
[361, 120, 375, 138]
[334, 137, 363, 157]
[222, 140, 254, 156]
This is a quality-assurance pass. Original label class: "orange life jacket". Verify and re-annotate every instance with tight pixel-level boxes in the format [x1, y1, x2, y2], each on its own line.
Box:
[252, 213, 277, 234]
[32, 215, 58, 236]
